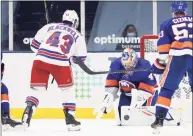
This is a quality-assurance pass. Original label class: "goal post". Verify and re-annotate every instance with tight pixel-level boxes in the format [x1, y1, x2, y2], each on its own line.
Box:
[140, 35, 159, 58]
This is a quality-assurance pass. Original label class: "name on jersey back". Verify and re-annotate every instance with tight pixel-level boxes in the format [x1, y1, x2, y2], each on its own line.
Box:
[47, 25, 79, 42]
[173, 16, 192, 24]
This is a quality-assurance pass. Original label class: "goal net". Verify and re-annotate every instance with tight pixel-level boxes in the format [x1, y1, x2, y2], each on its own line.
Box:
[140, 35, 192, 122]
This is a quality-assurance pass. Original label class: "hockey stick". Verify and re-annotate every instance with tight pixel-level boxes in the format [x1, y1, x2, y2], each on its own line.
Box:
[51, 77, 54, 84]
[76, 58, 153, 75]
[51, 58, 152, 84]
[44, 0, 49, 24]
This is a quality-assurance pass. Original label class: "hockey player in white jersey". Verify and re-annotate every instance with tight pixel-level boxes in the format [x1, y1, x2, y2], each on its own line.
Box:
[21, 10, 87, 131]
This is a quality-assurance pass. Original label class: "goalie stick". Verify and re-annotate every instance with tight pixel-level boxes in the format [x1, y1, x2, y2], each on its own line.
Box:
[75, 58, 153, 75]
[51, 58, 152, 83]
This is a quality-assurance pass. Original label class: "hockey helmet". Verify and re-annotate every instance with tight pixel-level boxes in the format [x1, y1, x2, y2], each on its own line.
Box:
[62, 10, 79, 29]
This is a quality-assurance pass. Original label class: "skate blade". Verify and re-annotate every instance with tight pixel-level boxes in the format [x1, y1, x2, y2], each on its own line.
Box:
[22, 114, 29, 131]
[2, 124, 10, 131]
[2, 124, 23, 131]
[67, 124, 81, 131]
[152, 127, 161, 134]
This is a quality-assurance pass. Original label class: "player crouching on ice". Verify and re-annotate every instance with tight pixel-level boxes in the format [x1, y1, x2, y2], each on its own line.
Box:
[151, 1, 192, 134]
[94, 48, 158, 125]
[21, 10, 87, 131]
[94, 48, 182, 126]
[1, 52, 22, 130]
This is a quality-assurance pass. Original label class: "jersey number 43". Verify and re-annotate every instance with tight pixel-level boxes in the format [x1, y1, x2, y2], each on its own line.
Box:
[46, 32, 74, 54]
[172, 23, 192, 40]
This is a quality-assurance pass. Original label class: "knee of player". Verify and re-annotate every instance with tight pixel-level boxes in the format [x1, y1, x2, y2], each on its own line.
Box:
[30, 86, 46, 91]
[160, 87, 175, 98]
[60, 86, 74, 91]
[60, 86, 75, 100]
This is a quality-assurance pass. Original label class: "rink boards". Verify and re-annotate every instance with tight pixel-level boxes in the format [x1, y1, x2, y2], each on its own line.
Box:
[2, 52, 191, 121]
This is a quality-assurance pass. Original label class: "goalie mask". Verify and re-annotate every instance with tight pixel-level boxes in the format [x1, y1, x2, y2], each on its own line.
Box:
[62, 10, 79, 29]
[121, 48, 138, 70]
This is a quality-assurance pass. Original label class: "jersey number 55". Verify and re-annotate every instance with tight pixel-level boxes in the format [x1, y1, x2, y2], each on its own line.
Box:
[172, 23, 192, 40]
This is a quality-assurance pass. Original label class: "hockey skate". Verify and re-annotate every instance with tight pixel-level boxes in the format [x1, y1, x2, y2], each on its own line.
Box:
[21, 103, 34, 130]
[151, 112, 164, 134]
[1, 113, 22, 131]
[64, 109, 81, 131]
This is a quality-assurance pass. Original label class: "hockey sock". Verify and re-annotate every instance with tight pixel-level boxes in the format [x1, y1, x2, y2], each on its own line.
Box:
[25, 96, 39, 108]
[63, 103, 76, 116]
[25, 87, 45, 108]
[155, 87, 174, 118]
[1, 83, 10, 115]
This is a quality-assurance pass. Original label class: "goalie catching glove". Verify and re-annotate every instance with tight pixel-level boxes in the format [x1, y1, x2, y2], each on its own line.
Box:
[93, 87, 119, 119]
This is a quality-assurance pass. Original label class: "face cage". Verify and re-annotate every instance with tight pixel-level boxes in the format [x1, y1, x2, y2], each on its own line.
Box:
[72, 19, 79, 29]
[121, 57, 138, 70]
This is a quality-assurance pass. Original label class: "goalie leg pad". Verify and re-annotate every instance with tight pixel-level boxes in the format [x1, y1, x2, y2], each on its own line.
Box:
[130, 89, 152, 108]
[117, 93, 131, 124]
[120, 106, 131, 126]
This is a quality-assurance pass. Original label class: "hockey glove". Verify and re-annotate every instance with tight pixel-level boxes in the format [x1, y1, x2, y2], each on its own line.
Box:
[152, 58, 166, 74]
[93, 92, 115, 119]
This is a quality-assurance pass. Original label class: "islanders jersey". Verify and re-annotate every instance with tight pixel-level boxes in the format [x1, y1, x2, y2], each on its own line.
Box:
[105, 57, 125, 89]
[31, 23, 87, 66]
[157, 16, 192, 59]
[105, 57, 157, 95]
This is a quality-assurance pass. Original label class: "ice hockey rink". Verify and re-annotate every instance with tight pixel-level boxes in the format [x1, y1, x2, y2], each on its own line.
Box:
[2, 119, 192, 136]
[1, 1, 193, 136]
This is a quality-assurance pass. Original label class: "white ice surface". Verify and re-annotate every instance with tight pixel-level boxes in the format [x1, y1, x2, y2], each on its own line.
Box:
[2, 119, 192, 136]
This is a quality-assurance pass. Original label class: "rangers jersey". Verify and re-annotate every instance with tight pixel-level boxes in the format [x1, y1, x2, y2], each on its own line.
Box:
[31, 23, 87, 66]
[157, 16, 192, 59]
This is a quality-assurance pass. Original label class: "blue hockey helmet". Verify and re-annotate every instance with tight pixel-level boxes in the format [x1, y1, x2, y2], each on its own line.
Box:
[171, 1, 188, 15]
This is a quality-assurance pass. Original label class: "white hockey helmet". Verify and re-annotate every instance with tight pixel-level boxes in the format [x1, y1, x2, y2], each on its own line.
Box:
[62, 10, 79, 29]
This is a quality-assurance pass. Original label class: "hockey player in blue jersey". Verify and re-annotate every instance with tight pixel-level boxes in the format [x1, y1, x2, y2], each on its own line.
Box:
[94, 48, 158, 124]
[1, 52, 22, 129]
[151, 1, 192, 133]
